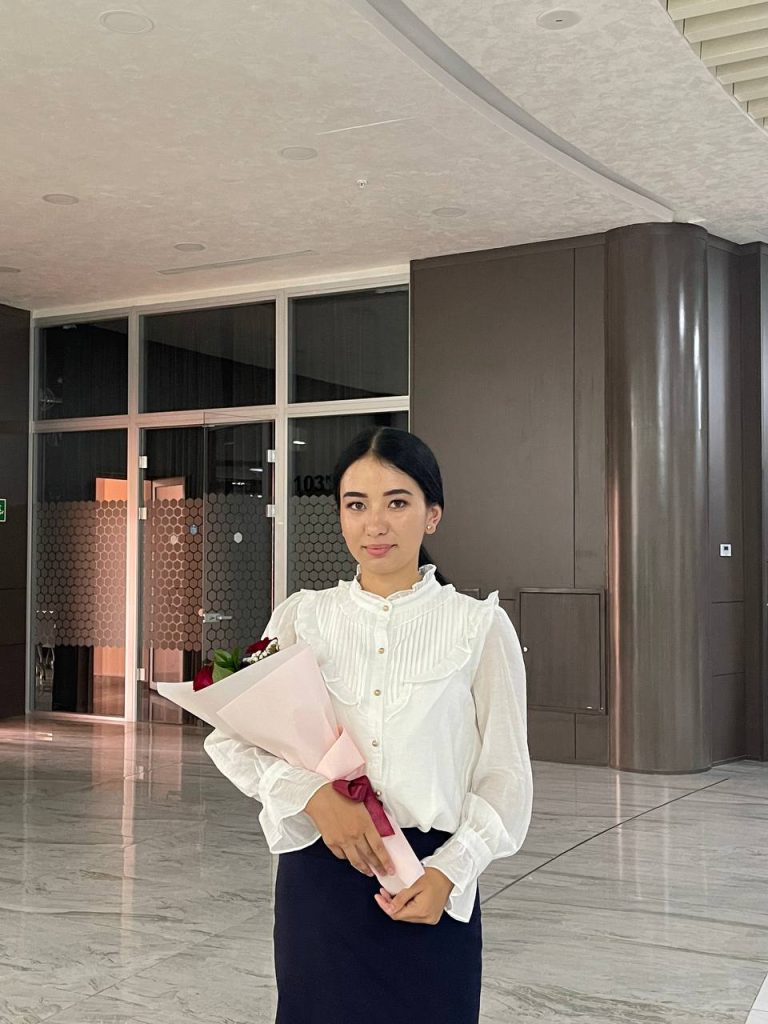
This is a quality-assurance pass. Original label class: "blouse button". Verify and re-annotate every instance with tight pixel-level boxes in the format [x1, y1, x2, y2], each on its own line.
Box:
[382, 605, 390, 612]
[375, 789, 382, 797]
[377, 647, 385, 654]
[373, 689, 381, 697]
[371, 739, 379, 747]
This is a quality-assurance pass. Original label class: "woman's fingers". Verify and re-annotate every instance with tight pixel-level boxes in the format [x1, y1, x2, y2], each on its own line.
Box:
[363, 828, 395, 876]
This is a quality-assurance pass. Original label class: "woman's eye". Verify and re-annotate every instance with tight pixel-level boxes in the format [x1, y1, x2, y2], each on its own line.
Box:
[390, 500, 407, 509]
[346, 502, 364, 511]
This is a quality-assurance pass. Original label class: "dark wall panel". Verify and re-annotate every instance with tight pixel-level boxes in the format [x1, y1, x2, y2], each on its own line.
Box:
[574, 244, 607, 590]
[527, 709, 575, 762]
[0, 302, 30, 719]
[708, 246, 744, 603]
[710, 602, 744, 678]
[412, 238, 608, 766]
[711, 673, 746, 764]
[739, 248, 768, 760]
[519, 591, 603, 713]
[575, 714, 609, 765]
[411, 248, 576, 598]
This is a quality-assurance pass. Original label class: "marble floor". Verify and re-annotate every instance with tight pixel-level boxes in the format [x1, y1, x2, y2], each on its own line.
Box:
[0, 718, 766, 1024]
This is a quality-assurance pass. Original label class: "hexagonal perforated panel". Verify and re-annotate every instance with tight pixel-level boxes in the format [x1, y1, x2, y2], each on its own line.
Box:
[33, 500, 127, 647]
[142, 497, 203, 652]
[289, 494, 355, 592]
[142, 494, 272, 659]
[202, 493, 272, 656]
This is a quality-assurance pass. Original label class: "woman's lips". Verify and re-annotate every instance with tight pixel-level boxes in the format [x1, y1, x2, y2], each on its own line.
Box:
[365, 545, 393, 557]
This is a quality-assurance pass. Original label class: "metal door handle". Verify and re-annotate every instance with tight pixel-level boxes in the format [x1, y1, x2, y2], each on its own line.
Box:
[201, 611, 233, 623]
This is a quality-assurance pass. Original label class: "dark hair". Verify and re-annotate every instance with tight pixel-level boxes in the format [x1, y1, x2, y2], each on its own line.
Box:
[332, 426, 450, 586]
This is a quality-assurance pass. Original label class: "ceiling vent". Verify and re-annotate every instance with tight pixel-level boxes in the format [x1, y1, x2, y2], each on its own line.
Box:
[664, 0, 768, 128]
[157, 250, 316, 275]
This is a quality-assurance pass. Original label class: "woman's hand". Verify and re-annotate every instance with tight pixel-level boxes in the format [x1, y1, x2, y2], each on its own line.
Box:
[305, 782, 395, 878]
[374, 867, 455, 925]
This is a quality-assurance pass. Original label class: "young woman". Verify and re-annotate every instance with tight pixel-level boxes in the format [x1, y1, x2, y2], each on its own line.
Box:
[204, 427, 533, 1024]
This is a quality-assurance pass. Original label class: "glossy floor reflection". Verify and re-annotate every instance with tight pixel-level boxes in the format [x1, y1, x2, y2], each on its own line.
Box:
[1, 717, 766, 1024]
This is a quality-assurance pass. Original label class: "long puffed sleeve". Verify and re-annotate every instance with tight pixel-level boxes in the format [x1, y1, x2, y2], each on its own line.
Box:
[203, 590, 328, 853]
[421, 605, 533, 922]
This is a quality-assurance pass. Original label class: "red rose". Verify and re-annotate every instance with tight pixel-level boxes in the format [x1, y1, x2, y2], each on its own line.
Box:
[245, 637, 275, 655]
[193, 663, 215, 692]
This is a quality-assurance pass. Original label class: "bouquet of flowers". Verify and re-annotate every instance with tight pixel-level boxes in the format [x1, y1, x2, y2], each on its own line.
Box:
[157, 637, 424, 893]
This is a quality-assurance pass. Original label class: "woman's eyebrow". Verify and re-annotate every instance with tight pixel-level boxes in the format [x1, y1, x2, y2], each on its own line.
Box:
[342, 489, 414, 498]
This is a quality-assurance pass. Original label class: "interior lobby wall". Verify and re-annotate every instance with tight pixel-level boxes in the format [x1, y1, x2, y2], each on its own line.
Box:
[411, 224, 767, 771]
[0, 303, 30, 718]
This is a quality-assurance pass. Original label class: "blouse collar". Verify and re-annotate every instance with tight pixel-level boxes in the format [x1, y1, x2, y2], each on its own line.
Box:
[341, 562, 444, 613]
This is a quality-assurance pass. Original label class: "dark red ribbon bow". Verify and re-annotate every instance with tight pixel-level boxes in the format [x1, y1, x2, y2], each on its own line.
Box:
[331, 775, 395, 837]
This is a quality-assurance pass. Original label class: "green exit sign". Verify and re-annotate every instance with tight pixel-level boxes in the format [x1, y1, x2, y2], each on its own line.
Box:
[0, 499, 5, 523]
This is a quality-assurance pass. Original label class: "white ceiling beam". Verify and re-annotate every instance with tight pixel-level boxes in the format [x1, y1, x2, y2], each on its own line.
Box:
[716, 53, 768, 79]
[683, 2, 768, 41]
[700, 27, 768, 64]
[733, 72, 768, 96]
[669, 0, 764, 18]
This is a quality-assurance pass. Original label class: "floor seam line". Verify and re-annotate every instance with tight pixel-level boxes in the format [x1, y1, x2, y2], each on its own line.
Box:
[480, 776, 732, 907]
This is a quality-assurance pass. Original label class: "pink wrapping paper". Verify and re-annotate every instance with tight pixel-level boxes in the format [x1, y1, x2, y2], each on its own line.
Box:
[159, 643, 424, 893]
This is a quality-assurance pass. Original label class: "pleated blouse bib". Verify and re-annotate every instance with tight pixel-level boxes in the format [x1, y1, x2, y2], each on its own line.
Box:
[204, 564, 533, 923]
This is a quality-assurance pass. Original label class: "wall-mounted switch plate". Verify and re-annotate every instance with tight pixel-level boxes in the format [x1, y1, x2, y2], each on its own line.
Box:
[720, 543, 732, 557]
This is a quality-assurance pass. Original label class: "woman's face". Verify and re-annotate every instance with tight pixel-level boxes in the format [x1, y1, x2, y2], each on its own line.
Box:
[339, 454, 441, 578]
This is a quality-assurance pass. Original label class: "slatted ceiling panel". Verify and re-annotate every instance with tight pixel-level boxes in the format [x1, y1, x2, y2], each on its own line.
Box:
[716, 54, 768, 81]
[700, 27, 768, 64]
[669, 0, 765, 17]
[665, 0, 768, 127]
[684, 1, 768, 41]
[733, 73, 768, 97]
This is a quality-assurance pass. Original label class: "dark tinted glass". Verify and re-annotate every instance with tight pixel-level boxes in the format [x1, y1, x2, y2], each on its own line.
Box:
[288, 411, 409, 591]
[32, 430, 127, 715]
[289, 287, 408, 402]
[141, 302, 275, 412]
[37, 319, 128, 419]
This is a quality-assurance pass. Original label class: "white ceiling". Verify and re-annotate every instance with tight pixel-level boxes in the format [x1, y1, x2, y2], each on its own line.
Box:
[2, 0, 767, 314]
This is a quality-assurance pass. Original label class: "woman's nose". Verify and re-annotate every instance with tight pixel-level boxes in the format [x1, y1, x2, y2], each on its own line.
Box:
[365, 510, 388, 534]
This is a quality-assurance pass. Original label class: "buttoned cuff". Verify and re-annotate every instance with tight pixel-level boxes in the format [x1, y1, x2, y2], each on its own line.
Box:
[421, 824, 493, 923]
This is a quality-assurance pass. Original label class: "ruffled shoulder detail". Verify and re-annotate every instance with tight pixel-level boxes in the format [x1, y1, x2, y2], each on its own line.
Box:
[262, 590, 304, 648]
[403, 590, 500, 685]
[293, 588, 345, 687]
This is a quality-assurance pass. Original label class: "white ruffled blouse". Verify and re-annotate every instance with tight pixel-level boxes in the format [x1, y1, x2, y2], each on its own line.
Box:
[203, 563, 533, 923]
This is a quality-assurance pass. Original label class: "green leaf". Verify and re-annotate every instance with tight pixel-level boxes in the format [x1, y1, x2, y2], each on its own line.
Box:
[212, 649, 231, 667]
[212, 663, 234, 683]
[231, 646, 241, 666]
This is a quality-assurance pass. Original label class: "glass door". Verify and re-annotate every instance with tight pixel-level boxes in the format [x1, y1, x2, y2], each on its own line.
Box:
[138, 421, 274, 723]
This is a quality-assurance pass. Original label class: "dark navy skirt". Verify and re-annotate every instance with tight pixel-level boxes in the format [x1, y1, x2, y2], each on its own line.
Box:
[273, 827, 482, 1024]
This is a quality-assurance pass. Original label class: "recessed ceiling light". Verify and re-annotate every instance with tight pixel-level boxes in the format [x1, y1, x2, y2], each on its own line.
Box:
[0, 266, 20, 274]
[536, 10, 581, 30]
[99, 10, 155, 34]
[280, 146, 318, 161]
[43, 193, 79, 205]
[432, 206, 466, 218]
[174, 242, 207, 252]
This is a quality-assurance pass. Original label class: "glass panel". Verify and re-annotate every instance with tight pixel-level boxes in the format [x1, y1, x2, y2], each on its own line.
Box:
[288, 411, 408, 592]
[141, 302, 276, 412]
[37, 319, 128, 419]
[139, 423, 274, 724]
[31, 430, 127, 715]
[289, 287, 408, 402]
